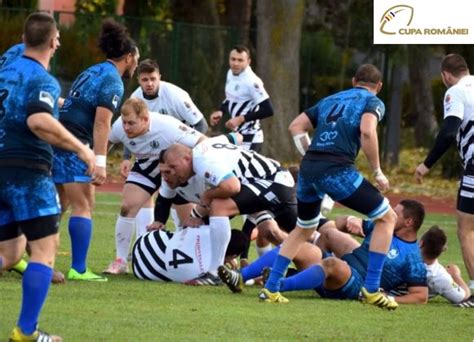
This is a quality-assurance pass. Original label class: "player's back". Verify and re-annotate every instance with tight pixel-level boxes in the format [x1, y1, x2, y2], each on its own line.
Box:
[60, 61, 123, 146]
[0, 56, 60, 166]
[307, 87, 384, 163]
[0, 43, 25, 69]
[192, 136, 280, 185]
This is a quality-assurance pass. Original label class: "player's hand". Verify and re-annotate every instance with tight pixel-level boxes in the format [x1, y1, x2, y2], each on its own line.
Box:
[147, 221, 165, 231]
[225, 116, 245, 131]
[182, 216, 204, 228]
[92, 166, 106, 186]
[346, 215, 365, 237]
[200, 191, 212, 207]
[415, 163, 430, 184]
[446, 264, 461, 277]
[76, 145, 96, 176]
[373, 168, 389, 192]
[210, 111, 223, 126]
[120, 160, 132, 179]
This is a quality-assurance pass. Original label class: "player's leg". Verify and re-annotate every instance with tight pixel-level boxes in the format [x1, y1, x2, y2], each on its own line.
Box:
[104, 182, 153, 274]
[339, 178, 398, 309]
[63, 182, 105, 281]
[134, 196, 154, 238]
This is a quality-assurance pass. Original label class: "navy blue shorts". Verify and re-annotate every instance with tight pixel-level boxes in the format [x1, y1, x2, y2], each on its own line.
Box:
[52, 148, 91, 184]
[316, 265, 363, 300]
[0, 168, 61, 226]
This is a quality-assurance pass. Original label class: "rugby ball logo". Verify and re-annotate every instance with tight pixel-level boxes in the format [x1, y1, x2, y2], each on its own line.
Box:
[380, 5, 414, 35]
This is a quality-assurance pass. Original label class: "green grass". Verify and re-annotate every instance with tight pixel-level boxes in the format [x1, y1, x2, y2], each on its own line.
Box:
[1, 192, 472, 341]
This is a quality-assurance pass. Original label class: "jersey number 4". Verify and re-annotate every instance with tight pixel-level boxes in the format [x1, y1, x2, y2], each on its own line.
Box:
[169, 249, 193, 269]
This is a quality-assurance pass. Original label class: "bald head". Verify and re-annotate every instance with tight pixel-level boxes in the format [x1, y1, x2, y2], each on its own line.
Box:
[164, 144, 192, 162]
[162, 144, 194, 185]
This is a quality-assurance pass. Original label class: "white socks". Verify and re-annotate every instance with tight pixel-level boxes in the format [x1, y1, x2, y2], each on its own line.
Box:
[115, 215, 135, 261]
[135, 207, 154, 238]
[208, 216, 231, 274]
[256, 244, 272, 256]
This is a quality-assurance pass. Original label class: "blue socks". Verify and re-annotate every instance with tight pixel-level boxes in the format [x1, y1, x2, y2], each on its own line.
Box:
[241, 247, 280, 281]
[18, 262, 53, 335]
[69, 216, 92, 273]
[265, 254, 291, 292]
[280, 264, 325, 292]
[364, 251, 386, 292]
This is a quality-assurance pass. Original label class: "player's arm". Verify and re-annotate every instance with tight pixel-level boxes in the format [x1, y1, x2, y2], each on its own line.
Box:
[334, 215, 365, 237]
[200, 176, 241, 207]
[92, 106, 113, 185]
[415, 116, 462, 182]
[289, 112, 313, 156]
[192, 118, 209, 134]
[445, 263, 471, 302]
[210, 100, 229, 126]
[150, 194, 174, 231]
[360, 113, 389, 191]
[242, 98, 274, 122]
[393, 285, 428, 304]
[27, 113, 95, 175]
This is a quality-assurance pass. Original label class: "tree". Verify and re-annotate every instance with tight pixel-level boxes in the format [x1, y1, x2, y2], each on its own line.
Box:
[407, 45, 438, 147]
[256, 0, 305, 161]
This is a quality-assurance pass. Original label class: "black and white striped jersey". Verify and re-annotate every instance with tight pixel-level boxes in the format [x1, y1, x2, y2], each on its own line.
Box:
[109, 113, 203, 176]
[131, 227, 211, 282]
[192, 136, 280, 187]
[444, 75, 474, 167]
[223, 66, 269, 147]
[131, 81, 204, 126]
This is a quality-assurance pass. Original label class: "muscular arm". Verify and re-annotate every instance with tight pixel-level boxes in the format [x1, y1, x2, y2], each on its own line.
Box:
[93, 106, 113, 156]
[289, 112, 313, 156]
[360, 113, 381, 173]
[201, 176, 241, 206]
[394, 286, 428, 304]
[27, 113, 95, 174]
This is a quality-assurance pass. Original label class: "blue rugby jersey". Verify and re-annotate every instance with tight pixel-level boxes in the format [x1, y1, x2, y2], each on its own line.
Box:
[0, 43, 25, 69]
[59, 61, 123, 146]
[304, 87, 385, 163]
[342, 220, 427, 291]
[0, 55, 60, 167]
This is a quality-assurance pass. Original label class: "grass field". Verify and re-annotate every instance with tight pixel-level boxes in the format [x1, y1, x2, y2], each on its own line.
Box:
[1, 192, 472, 341]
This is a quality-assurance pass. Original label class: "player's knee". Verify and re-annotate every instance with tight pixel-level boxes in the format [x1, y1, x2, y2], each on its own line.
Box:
[322, 256, 340, 274]
[375, 207, 397, 227]
[209, 198, 237, 217]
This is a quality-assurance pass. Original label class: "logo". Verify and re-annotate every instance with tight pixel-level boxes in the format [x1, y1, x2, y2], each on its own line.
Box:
[374, 0, 473, 44]
[234, 84, 240, 91]
[326, 104, 345, 125]
[39, 91, 54, 108]
[184, 101, 191, 109]
[178, 125, 188, 132]
[130, 141, 136, 146]
[379, 5, 414, 35]
[150, 140, 160, 149]
[387, 248, 400, 259]
[112, 94, 120, 109]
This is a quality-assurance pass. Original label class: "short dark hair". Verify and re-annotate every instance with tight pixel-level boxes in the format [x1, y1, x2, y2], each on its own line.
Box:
[441, 54, 469, 77]
[23, 12, 57, 49]
[354, 64, 382, 85]
[225, 229, 249, 257]
[421, 225, 447, 259]
[137, 59, 160, 75]
[99, 18, 137, 59]
[399, 199, 425, 231]
[231, 44, 251, 58]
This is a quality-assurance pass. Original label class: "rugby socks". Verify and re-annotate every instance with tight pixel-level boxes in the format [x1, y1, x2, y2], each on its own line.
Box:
[69, 216, 92, 273]
[115, 216, 135, 261]
[241, 246, 280, 281]
[209, 216, 232, 274]
[265, 254, 291, 293]
[364, 251, 386, 292]
[256, 244, 273, 257]
[135, 208, 154, 238]
[280, 264, 325, 292]
[18, 262, 53, 335]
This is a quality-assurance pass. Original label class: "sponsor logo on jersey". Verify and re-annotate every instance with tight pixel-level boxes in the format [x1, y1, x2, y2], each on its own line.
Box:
[387, 248, 399, 259]
[39, 91, 54, 108]
[150, 140, 160, 149]
[234, 84, 240, 91]
[130, 141, 136, 146]
[184, 101, 191, 109]
[178, 125, 188, 132]
[112, 94, 120, 109]
[445, 94, 451, 103]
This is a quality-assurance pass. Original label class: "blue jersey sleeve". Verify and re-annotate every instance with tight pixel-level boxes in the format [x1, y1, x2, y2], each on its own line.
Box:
[26, 76, 60, 118]
[362, 219, 375, 236]
[303, 104, 319, 128]
[403, 253, 427, 287]
[97, 75, 123, 113]
[365, 96, 385, 122]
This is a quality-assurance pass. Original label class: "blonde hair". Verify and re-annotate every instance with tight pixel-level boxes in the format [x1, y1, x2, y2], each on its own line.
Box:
[121, 98, 149, 119]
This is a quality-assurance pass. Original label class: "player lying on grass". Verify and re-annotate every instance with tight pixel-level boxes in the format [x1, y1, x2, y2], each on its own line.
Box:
[219, 199, 428, 306]
[131, 226, 247, 282]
